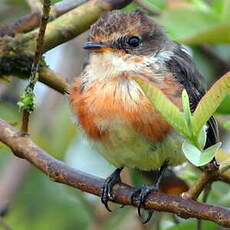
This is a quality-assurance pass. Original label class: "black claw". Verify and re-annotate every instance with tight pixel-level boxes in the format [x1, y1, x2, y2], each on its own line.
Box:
[101, 167, 123, 212]
[101, 183, 112, 212]
[137, 201, 153, 224]
[143, 211, 153, 224]
[131, 184, 157, 223]
[137, 204, 153, 224]
[131, 161, 169, 224]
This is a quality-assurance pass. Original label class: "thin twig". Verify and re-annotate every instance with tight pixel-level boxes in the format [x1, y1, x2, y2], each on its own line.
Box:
[21, 112, 30, 133]
[0, 118, 229, 228]
[29, 0, 51, 91]
[20, 0, 51, 133]
[182, 170, 217, 200]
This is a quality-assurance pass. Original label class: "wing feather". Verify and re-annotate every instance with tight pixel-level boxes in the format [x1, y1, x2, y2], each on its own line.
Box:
[165, 43, 219, 147]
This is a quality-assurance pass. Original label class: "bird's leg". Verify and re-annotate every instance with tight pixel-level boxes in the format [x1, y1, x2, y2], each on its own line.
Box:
[131, 161, 168, 224]
[101, 167, 123, 212]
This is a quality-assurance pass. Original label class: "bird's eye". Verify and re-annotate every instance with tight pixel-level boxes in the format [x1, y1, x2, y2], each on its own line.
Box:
[127, 36, 140, 47]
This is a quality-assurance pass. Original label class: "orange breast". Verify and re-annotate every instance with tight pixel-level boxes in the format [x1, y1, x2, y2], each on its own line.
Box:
[70, 75, 182, 143]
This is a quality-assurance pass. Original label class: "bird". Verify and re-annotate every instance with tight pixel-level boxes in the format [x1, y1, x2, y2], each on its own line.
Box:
[70, 9, 218, 223]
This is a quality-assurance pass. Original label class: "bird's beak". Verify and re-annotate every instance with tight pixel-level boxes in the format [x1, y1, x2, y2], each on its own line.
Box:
[82, 42, 112, 52]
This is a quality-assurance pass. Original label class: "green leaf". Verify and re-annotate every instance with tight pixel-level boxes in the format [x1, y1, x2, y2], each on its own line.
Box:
[197, 126, 207, 149]
[181, 22, 230, 45]
[159, 6, 230, 45]
[221, 0, 230, 20]
[159, 8, 220, 42]
[192, 72, 230, 137]
[202, 142, 222, 164]
[132, 77, 190, 138]
[182, 141, 203, 166]
[182, 89, 192, 131]
[216, 94, 230, 114]
[182, 141, 221, 166]
[223, 121, 230, 131]
[190, 0, 211, 11]
[211, 0, 225, 15]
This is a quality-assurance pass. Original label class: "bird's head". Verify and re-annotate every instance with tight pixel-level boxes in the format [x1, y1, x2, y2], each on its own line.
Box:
[82, 10, 171, 84]
[83, 10, 168, 56]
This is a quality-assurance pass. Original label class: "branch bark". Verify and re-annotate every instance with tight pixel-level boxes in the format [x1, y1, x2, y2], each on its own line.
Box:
[39, 67, 69, 94]
[0, 0, 87, 36]
[0, 118, 229, 227]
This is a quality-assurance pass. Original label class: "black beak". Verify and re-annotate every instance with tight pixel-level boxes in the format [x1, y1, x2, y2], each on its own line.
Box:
[82, 42, 111, 51]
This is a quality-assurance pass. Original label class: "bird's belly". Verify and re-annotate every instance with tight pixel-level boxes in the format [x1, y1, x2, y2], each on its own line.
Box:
[89, 119, 186, 170]
[71, 77, 186, 170]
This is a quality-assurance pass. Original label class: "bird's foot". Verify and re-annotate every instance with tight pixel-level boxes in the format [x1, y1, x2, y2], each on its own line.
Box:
[131, 161, 169, 224]
[101, 167, 123, 212]
[131, 184, 158, 224]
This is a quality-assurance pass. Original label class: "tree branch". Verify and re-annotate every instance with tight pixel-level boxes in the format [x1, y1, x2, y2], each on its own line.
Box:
[182, 170, 217, 200]
[0, 0, 87, 36]
[0, 118, 229, 227]
[0, 0, 132, 94]
[39, 67, 69, 94]
[22, 0, 132, 53]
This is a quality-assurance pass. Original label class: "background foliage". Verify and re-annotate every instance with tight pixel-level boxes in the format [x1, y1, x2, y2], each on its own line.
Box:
[0, 0, 229, 229]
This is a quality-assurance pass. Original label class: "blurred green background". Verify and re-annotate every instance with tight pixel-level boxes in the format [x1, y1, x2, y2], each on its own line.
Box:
[0, 0, 229, 229]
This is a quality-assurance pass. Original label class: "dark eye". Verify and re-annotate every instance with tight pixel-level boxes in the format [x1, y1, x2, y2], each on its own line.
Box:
[127, 36, 140, 47]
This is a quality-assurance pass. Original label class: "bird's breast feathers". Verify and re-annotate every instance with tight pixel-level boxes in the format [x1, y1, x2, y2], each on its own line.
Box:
[70, 52, 186, 170]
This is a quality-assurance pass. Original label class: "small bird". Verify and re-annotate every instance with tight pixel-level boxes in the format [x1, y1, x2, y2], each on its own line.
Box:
[70, 10, 218, 222]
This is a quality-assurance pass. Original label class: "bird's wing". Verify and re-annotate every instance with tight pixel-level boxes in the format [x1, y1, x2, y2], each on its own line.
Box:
[164, 43, 219, 147]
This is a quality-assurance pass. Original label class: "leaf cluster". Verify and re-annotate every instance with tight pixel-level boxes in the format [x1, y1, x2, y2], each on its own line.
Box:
[133, 72, 230, 166]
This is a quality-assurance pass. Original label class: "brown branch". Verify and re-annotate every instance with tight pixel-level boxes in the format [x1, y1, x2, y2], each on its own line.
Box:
[0, 68, 68, 96]
[0, 118, 229, 227]
[51, 0, 87, 18]
[0, 0, 87, 36]
[39, 67, 70, 94]
[23, 0, 133, 53]
[21, 112, 30, 133]
[182, 168, 218, 200]
[219, 174, 230, 185]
